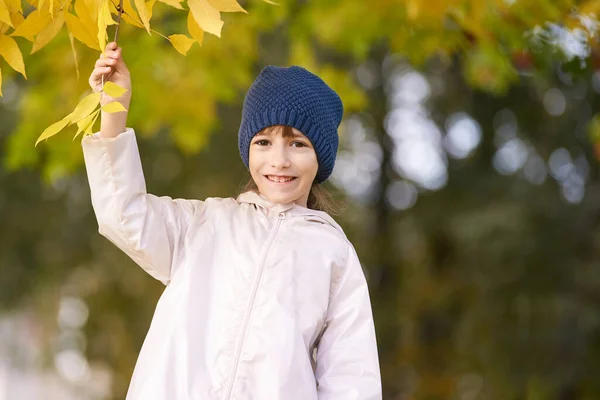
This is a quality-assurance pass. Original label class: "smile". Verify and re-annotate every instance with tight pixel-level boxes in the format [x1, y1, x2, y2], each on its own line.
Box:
[265, 175, 297, 183]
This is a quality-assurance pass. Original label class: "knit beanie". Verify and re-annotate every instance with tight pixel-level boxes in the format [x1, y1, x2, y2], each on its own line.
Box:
[238, 65, 344, 183]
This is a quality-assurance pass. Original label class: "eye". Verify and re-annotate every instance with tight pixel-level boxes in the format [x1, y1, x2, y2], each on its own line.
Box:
[291, 141, 308, 148]
[253, 139, 270, 146]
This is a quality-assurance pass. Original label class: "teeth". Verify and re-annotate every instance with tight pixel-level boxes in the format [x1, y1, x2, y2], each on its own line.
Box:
[267, 175, 294, 183]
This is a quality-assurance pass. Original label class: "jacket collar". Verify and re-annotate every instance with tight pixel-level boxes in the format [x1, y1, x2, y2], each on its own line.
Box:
[236, 190, 345, 235]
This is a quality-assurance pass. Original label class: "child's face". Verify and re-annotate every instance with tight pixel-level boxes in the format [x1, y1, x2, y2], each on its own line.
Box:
[249, 125, 318, 207]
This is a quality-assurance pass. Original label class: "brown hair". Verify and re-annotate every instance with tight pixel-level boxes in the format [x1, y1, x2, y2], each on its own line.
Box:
[239, 125, 344, 215]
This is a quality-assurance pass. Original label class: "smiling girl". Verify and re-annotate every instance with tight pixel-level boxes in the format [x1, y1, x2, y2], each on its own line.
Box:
[82, 42, 382, 400]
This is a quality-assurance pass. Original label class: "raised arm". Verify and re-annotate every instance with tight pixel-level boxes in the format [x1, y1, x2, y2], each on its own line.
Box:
[83, 43, 205, 284]
[82, 129, 206, 284]
[315, 244, 382, 400]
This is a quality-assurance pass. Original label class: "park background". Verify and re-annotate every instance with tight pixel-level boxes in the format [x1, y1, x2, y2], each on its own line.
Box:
[2, 0, 600, 398]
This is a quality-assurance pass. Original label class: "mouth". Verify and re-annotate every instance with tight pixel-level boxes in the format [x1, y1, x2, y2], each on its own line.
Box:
[264, 175, 297, 184]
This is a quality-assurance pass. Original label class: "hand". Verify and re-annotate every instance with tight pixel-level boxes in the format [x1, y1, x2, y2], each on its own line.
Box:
[89, 42, 132, 108]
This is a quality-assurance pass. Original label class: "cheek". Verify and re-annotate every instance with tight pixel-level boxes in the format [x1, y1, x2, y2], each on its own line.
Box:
[300, 153, 319, 179]
[248, 148, 261, 171]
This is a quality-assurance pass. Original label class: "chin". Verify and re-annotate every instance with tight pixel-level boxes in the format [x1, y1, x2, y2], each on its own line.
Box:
[263, 192, 297, 205]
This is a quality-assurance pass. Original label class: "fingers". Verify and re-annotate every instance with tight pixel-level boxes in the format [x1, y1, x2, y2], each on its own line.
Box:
[104, 41, 118, 52]
[95, 57, 116, 68]
[103, 42, 121, 61]
[89, 67, 111, 85]
[89, 42, 128, 89]
[100, 46, 127, 71]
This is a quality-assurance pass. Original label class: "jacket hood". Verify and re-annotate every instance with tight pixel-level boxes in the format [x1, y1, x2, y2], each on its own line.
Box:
[236, 190, 345, 236]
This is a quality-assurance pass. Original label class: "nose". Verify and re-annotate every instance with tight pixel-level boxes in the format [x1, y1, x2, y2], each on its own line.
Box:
[270, 143, 291, 169]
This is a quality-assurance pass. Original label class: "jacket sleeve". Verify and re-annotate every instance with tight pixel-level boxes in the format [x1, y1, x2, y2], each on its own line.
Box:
[315, 244, 382, 399]
[81, 128, 206, 285]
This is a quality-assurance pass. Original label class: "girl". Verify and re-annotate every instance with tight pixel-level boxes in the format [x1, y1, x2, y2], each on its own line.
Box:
[83, 41, 382, 400]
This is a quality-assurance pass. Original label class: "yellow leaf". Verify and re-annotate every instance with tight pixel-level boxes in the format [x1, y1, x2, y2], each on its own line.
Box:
[84, 111, 99, 136]
[113, 0, 143, 28]
[101, 100, 127, 113]
[0, 34, 26, 78]
[134, 0, 150, 33]
[64, 10, 100, 50]
[74, 0, 96, 33]
[207, 0, 246, 13]
[74, 108, 99, 140]
[168, 33, 194, 55]
[97, 0, 113, 53]
[30, 11, 64, 54]
[67, 29, 80, 81]
[5, 0, 22, 14]
[262, 0, 278, 4]
[187, 10, 203, 45]
[35, 115, 70, 146]
[0, 66, 3, 96]
[10, 8, 52, 40]
[68, 91, 101, 123]
[49, 0, 53, 17]
[0, 0, 13, 28]
[188, 0, 222, 37]
[82, 0, 97, 21]
[146, 0, 156, 20]
[156, 0, 183, 9]
[102, 0, 117, 26]
[9, 12, 25, 30]
[102, 80, 128, 97]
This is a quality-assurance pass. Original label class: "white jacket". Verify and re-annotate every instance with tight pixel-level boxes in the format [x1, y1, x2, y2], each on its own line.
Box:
[81, 128, 382, 400]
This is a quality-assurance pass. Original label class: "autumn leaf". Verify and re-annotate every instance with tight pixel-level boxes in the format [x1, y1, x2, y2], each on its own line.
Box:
[168, 34, 194, 55]
[74, 0, 96, 34]
[35, 92, 101, 144]
[0, 34, 26, 78]
[0, 0, 13, 28]
[35, 115, 71, 146]
[113, 0, 144, 29]
[82, 111, 100, 135]
[73, 109, 100, 140]
[4, 0, 22, 14]
[67, 30, 80, 80]
[64, 10, 100, 50]
[134, 0, 151, 33]
[101, 101, 127, 113]
[207, 0, 246, 13]
[69, 91, 101, 123]
[102, 81, 128, 97]
[188, 0, 223, 37]
[156, 0, 183, 10]
[10, 8, 52, 41]
[187, 10, 204, 45]
[146, 0, 157, 21]
[30, 11, 64, 54]
[9, 12, 25, 30]
[97, 0, 117, 54]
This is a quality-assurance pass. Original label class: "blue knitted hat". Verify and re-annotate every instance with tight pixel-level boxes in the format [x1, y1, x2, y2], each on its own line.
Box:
[238, 65, 344, 183]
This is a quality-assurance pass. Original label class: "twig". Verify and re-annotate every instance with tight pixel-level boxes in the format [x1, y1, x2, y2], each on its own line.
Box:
[101, 0, 123, 90]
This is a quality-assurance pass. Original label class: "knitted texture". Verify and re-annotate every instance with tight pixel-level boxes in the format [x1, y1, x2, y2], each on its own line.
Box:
[238, 65, 344, 183]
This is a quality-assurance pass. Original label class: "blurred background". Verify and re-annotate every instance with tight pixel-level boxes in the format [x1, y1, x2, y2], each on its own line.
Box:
[3, 0, 600, 398]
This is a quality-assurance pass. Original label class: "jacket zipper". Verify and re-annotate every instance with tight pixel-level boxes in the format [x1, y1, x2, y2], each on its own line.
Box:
[223, 213, 284, 399]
